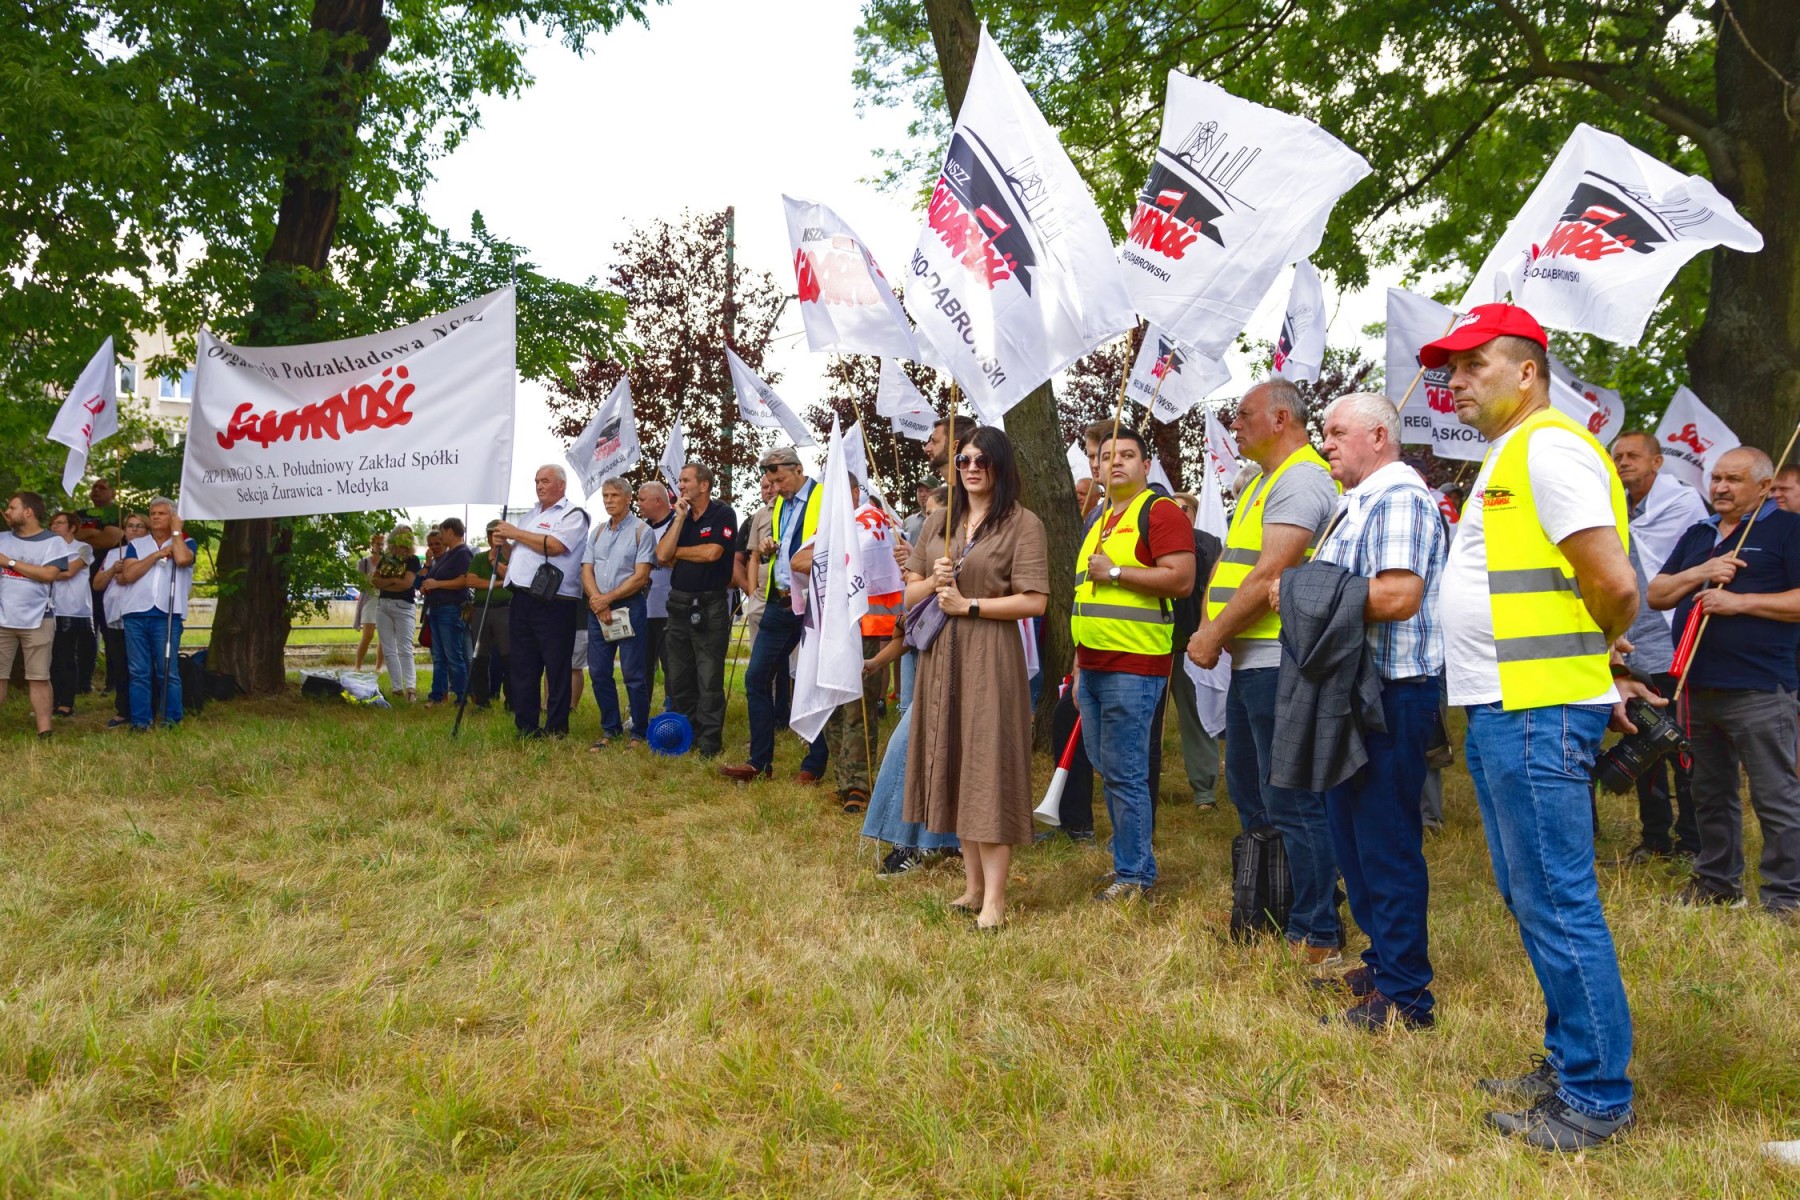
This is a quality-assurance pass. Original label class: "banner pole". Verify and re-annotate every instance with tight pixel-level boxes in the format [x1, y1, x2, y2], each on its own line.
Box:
[943, 382, 959, 556]
[1394, 312, 1461, 414]
[1101, 328, 1139, 509]
[453, 502, 507, 738]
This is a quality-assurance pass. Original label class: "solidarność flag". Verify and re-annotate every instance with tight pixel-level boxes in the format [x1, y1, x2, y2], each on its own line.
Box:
[788, 416, 870, 743]
[726, 346, 816, 448]
[1271, 260, 1326, 383]
[1125, 326, 1229, 423]
[1653, 385, 1740, 497]
[784, 196, 919, 360]
[1384, 288, 1483, 461]
[48, 338, 119, 495]
[565, 375, 641, 497]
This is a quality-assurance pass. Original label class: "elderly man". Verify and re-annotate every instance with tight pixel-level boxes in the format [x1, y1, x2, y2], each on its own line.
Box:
[637, 480, 675, 703]
[1649, 447, 1800, 919]
[1273, 393, 1445, 1030]
[0, 493, 72, 737]
[1612, 430, 1707, 863]
[581, 476, 658, 748]
[494, 465, 589, 739]
[659, 463, 737, 758]
[1189, 378, 1341, 959]
[1427, 304, 1652, 1151]
[115, 496, 198, 731]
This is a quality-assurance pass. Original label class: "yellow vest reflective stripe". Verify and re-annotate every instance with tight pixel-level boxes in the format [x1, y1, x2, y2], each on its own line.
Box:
[1482, 406, 1628, 710]
[1071, 488, 1176, 655]
[1204, 444, 1334, 641]
[765, 482, 823, 598]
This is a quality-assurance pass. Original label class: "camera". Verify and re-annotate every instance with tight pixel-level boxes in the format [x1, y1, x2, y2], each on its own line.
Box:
[1591, 697, 1689, 794]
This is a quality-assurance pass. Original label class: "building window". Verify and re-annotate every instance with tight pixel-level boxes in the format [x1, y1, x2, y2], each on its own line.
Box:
[118, 363, 137, 395]
[158, 367, 195, 400]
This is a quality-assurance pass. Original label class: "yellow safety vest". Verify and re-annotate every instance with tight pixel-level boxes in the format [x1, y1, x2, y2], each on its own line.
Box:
[765, 481, 823, 598]
[1071, 488, 1177, 655]
[1482, 406, 1628, 710]
[1205, 444, 1334, 641]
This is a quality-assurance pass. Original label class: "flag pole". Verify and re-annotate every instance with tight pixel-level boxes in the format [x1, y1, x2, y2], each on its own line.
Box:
[1672, 418, 1800, 701]
[943, 382, 959, 555]
[1395, 312, 1462, 414]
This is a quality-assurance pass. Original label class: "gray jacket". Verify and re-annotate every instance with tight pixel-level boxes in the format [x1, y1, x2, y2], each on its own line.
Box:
[1270, 560, 1386, 793]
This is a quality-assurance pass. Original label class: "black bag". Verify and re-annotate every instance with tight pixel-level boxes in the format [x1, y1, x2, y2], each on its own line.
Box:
[1230, 827, 1293, 942]
[178, 651, 207, 716]
[301, 674, 346, 701]
[527, 561, 563, 602]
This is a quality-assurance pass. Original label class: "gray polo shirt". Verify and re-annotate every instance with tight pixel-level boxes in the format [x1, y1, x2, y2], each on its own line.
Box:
[1230, 460, 1337, 671]
[583, 512, 659, 595]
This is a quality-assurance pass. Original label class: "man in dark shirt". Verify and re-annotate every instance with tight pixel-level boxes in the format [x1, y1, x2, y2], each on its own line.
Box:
[419, 517, 475, 706]
[1649, 447, 1800, 918]
[657, 463, 737, 757]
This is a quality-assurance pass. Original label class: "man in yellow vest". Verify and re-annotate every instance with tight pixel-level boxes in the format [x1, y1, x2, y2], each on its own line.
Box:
[1073, 425, 1195, 900]
[1427, 304, 1657, 1152]
[722, 446, 829, 783]
[1188, 378, 1342, 959]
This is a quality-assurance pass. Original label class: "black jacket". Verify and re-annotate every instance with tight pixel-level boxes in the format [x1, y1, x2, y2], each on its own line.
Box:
[1270, 561, 1386, 793]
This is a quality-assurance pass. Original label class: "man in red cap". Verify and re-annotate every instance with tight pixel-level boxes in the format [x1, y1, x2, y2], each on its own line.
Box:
[1427, 303, 1659, 1151]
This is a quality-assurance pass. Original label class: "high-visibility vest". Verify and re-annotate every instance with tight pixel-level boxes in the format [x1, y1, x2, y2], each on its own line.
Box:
[862, 592, 904, 638]
[1482, 406, 1628, 710]
[765, 480, 822, 598]
[1204, 444, 1334, 641]
[1071, 488, 1178, 655]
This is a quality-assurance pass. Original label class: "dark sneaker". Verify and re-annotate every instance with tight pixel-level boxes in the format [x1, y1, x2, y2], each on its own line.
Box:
[876, 847, 923, 879]
[1094, 880, 1150, 904]
[1623, 842, 1670, 867]
[1478, 1054, 1559, 1100]
[1673, 880, 1747, 909]
[1308, 964, 1376, 996]
[1486, 1093, 1633, 1151]
[1066, 829, 1096, 844]
[107, 717, 129, 729]
[1325, 990, 1434, 1032]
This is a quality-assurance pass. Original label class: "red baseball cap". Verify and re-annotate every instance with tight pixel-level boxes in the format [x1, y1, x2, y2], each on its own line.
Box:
[1418, 303, 1548, 370]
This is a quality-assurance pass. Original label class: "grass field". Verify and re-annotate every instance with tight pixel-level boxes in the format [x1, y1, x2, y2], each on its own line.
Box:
[2, 679, 1796, 1197]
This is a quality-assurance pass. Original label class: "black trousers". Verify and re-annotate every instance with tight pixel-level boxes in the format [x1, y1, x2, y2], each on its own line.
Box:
[470, 605, 510, 708]
[102, 624, 129, 716]
[508, 590, 580, 735]
[51, 617, 96, 712]
[647, 616, 668, 703]
[1637, 670, 1700, 854]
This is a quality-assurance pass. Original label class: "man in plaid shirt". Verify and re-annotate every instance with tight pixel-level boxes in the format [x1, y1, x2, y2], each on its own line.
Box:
[1277, 392, 1445, 1030]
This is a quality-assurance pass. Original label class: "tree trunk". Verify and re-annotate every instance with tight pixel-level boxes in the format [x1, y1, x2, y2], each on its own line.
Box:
[1687, 0, 1799, 456]
[922, 0, 1080, 750]
[207, 0, 392, 692]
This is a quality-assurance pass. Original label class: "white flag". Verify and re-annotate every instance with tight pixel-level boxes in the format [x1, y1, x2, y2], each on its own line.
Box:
[1066, 440, 1091, 481]
[1122, 72, 1370, 361]
[904, 27, 1136, 423]
[1126, 326, 1231, 423]
[784, 196, 919, 359]
[875, 357, 934, 418]
[789, 417, 870, 743]
[890, 410, 933, 443]
[1653, 385, 1740, 497]
[659, 418, 686, 495]
[1188, 421, 1231, 736]
[1271, 260, 1327, 382]
[564, 376, 640, 498]
[1384, 288, 1483, 459]
[725, 346, 816, 447]
[842, 420, 882, 504]
[1147, 455, 1175, 495]
[1548, 355, 1625, 446]
[47, 338, 118, 495]
[1202, 404, 1241, 499]
[1464, 123, 1763, 344]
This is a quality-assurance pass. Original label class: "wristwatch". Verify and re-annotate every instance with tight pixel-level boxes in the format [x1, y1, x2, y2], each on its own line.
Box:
[968, 599, 981, 619]
[4, 558, 14, 570]
[1108, 566, 1123, 582]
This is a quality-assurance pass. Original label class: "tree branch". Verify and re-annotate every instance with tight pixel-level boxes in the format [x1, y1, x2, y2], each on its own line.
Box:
[1365, 89, 1519, 226]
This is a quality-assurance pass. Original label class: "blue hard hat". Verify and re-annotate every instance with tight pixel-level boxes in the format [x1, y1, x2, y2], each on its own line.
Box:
[645, 712, 693, 756]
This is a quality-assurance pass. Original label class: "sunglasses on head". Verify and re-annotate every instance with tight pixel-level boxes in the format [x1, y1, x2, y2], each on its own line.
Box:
[761, 463, 791, 475]
[954, 453, 992, 471]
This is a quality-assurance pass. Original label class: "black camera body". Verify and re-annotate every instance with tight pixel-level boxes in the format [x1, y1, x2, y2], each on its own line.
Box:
[1591, 697, 1689, 794]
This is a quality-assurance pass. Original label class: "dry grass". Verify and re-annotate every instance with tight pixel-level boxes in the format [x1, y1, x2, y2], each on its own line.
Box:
[1, 686, 1795, 1197]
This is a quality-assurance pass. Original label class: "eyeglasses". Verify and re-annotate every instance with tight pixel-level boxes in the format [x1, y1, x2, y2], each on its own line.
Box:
[760, 464, 789, 475]
[954, 453, 992, 472]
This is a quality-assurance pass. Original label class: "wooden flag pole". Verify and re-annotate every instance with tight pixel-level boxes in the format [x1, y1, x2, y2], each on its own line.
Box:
[943, 382, 959, 556]
[1394, 312, 1463, 414]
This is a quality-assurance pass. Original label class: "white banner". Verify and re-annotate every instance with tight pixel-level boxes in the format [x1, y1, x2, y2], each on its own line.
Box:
[726, 346, 816, 447]
[48, 338, 118, 495]
[1653, 385, 1740, 496]
[1464, 123, 1763, 344]
[1271, 260, 1327, 383]
[1383, 288, 1481, 458]
[842, 420, 884, 504]
[565, 376, 640, 497]
[1189, 404, 1233, 735]
[904, 28, 1136, 423]
[1066, 440, 1091, 481]
[784, 195, 919, 360]
[1127, 326, 1231, 423]
[659, 419, 685, 496]
[890, 410, 933, 442]
[790, 417, 870, 743]
[180, 287, 515, 519]
[1122, 71, 1369, 361]
[1548, 355, 1625, 446]
[1202, 404, 1241, 499]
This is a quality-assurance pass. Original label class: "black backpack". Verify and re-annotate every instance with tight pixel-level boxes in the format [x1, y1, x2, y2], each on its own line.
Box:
[1230, 827, 1293, 942]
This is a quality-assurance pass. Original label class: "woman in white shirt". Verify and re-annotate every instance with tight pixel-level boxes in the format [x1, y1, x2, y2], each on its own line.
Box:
[46, 513, 97, 717]
[91, 512, 147, 726]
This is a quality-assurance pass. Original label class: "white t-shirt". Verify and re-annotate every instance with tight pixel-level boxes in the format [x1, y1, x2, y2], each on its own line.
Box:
[100, 547, 129, 626]
[0, 530, 69, 630]
[1441, 424, 1621, 707]
[51, 538, 94, 618]
[120, 534, 197, 619]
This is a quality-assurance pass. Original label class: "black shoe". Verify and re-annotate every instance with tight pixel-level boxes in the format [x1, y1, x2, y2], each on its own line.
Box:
[1066, 829, 1096, 844]
[107, 717, 129, 729]
[1477, 1054, 1559, 1101]
[1325, 990, 1433, 1031]
[1486, 1092, 1633, 1151]
[1624, 842, 1670, 866]
[1308, 964, 1377, 996]
[1673, 880, 1747, 908]
[876, 847, 924, 879]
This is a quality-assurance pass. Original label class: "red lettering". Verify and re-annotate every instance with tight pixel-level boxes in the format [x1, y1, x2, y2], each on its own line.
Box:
[1539, 219, 1627, 262]
[926, 182, 1016, 290]
[1126, 203, 1200, 260]
[215, 365, 416, 451]
[1425, 384, 1455, 414]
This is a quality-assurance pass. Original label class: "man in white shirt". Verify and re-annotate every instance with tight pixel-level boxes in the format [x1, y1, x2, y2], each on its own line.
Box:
[115, 496, 197, 730]
[493, 465, 590, 739]
[47, 511, 97, 718]
[0, 492, 72, 737]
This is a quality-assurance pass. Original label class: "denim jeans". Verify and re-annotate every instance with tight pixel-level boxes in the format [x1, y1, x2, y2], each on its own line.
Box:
[1325, 677, 1438, 1017]
[745, 600, 827, 775]
[1226, 666, 1339, 946]
[587, 594, 650, 739]
[861, 702, 961, 852]
[1078, 669, 1167, 887]
[1465, 701, 1633, 1121]
[123, 610, 183, 728]
[425, 604, 469, 702]
[899, 649, 917, 712]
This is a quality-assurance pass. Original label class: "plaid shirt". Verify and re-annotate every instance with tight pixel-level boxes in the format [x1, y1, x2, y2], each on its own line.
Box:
[1314, 468, 1445, 680]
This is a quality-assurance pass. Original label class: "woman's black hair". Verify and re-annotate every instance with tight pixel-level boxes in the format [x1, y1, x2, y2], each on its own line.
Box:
[950, 425, 1022, 536]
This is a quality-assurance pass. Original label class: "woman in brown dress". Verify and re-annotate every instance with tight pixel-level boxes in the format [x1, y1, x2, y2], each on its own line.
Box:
[903, 426, 1049, 929]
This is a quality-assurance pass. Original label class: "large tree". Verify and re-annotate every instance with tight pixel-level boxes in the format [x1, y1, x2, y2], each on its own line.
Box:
[857, 1, 1795, 450]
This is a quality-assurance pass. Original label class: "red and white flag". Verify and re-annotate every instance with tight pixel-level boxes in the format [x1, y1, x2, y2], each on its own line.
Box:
[47, 338, 118, 495]
[1548, 355, 1625, 445]
[1653, 385, 1740, 496]
[784, 196, 919, 360]
[789, 416, 870, 743]
[659, 418, 685, 496]
[564, 375, 640, 498]
[1271, 260, 1326, 383]
[726, 346, 816, 447]
[1126, 326, 1230, 423]
[1464, 123, 1762, 344]
[1121, 72, 1369, 360]
[1384, 288, 1482, 459]
[904, 28, 1136, 424]
[876, 357, 936, 442]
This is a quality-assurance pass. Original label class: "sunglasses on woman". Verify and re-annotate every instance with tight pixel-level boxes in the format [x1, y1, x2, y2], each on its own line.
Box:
[954, 453, 992, 471]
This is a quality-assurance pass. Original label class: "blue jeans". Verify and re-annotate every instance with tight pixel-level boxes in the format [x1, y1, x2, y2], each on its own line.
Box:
[1465, 701, 1633, 1121]
[899, 649, 916, 712]
[123, 610, 183, 728]
[745, 601, 827, 775]
[861, 703, 961, 852]
[425, 604, 469, 702]
[1326, 677, 1438, 1016]
[588, 595, 650, 739]
[1078, 669, 1167, 887]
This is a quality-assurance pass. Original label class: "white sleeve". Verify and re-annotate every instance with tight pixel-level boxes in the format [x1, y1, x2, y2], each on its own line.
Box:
[1529, 429, 1621, 546]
